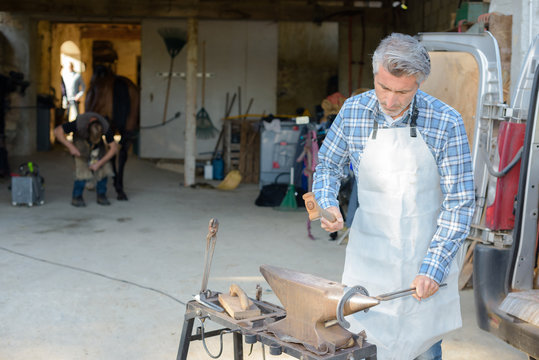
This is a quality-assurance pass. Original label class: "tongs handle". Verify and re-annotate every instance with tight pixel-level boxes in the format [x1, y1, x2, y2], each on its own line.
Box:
[375, 283, 447, 301]
[200, 218, 219, 294]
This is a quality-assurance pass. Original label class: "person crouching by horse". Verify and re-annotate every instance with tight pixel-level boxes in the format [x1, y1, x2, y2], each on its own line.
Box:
[54, 112, 118, 207]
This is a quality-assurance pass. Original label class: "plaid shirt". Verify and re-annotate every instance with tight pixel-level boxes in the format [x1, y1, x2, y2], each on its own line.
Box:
[313, 89, 475, 283]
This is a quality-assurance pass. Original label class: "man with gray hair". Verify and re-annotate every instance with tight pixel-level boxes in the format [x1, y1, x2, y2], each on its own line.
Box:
[313, 33, 475, 359]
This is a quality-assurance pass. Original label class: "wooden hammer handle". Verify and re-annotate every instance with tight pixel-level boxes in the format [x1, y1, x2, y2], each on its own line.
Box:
[302, 192, 337, 222]
[229, 283, 251, 310]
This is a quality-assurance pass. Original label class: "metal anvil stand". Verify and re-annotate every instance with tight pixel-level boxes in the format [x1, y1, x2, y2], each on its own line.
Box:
[176, 294, 377, 360]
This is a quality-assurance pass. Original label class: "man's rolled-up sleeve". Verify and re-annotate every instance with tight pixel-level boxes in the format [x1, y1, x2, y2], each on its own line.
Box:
[312, 110, 350, 209]
[419, 116, 476, 284]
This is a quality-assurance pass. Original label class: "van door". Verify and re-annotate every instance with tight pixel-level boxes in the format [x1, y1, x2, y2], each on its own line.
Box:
[418, 32, 539, 358]
[506, 34, 539, 291]
[418, 32, 504, 245]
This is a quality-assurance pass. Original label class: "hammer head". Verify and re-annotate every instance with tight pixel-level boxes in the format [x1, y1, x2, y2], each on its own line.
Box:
[302, 192, 322, 221]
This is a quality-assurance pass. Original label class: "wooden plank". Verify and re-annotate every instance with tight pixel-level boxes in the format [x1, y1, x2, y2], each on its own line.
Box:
[224, 120, 232, 173]
[488, 14, 512, 103]
[218, 294, 261, 320]
[421, 52, 478, 147]
[458, 240, 478, 289]
[239, 121, 248, 178]
[499, 290, 539, 326]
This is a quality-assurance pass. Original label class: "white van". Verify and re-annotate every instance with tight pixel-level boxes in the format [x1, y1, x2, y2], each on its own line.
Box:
[419, 32, 539, 359]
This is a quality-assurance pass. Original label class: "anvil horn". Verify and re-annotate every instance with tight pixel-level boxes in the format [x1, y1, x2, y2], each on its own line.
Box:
[260, 264, 379, 354]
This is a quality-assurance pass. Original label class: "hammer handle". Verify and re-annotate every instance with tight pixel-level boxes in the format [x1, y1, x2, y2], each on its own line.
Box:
[319, 207, 337, 222]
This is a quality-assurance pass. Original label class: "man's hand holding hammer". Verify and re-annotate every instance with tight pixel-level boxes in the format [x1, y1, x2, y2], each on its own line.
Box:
[302, 193, 344, 232]
[320, 206, 344, 233]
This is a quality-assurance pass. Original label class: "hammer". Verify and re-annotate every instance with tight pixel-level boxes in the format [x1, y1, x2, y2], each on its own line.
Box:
[302, 192, 337, 222]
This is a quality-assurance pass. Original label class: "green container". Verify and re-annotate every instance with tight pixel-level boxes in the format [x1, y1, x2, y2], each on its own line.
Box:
[455, 1, 490, 26]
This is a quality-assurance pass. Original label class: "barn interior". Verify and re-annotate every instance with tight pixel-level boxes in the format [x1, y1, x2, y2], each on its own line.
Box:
[0, 0, 535, 359]
[1, 0, 502, 179]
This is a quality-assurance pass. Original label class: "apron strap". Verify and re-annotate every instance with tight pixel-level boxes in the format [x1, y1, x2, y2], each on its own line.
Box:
[372, 118, 379, 140]
[373, 97, 418, 139]
[408, 100, 419, 138]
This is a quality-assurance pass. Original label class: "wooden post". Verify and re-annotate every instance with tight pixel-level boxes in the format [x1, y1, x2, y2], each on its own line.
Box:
[184, 17, 198, 186]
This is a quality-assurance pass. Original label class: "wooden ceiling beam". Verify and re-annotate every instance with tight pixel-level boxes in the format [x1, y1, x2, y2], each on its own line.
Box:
[0, 0, 389, 23]
[80, 24, 141, 40]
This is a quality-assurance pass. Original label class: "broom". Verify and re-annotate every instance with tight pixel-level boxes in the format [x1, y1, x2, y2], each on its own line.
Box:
[158, 27, 187, 125]
[277, 167, 298, 211]
[196, 40, 218, 139]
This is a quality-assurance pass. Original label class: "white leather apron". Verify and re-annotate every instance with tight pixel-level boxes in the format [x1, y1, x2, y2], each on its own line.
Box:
[342, 124, 463, 360]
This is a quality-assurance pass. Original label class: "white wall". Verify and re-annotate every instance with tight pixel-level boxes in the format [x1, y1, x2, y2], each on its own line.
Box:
[140, 19, 277, 159]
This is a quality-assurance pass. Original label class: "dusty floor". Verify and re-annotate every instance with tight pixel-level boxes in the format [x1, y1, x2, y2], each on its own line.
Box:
[0, 149, 528, 360]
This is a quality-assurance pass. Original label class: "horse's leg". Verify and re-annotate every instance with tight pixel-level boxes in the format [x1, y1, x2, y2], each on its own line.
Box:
[110, 153, 121, 198]
[115, 145, 128, 200]
[114, 133, 133, 201]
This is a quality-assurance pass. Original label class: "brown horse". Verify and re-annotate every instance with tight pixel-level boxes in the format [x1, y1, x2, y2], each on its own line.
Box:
[85, 65, 139, 200]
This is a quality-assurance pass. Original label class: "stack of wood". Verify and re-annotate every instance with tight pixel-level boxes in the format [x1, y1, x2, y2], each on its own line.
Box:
[239, 120, 260, 183]
[223, 117, 260, 184]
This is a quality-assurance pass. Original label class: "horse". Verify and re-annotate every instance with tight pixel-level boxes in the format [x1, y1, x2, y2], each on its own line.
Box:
[85, 65, 139, 200]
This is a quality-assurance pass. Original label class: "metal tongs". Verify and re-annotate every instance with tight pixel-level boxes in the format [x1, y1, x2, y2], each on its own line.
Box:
[194, 218, 224, 312]
[375, 283, 447, 301]
[337, 283, 447, 328]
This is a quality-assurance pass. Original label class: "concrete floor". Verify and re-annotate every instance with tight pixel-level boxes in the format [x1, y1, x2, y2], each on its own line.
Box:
[0, 148, 528, 360]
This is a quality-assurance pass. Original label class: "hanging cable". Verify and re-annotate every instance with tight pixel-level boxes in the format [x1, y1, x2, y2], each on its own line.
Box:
[480, 146, 523, 178]
[198, 316, 238, 359]
[0, 245, 185, 305]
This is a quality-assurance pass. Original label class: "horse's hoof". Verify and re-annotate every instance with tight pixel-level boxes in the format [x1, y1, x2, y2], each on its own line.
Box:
[117, 192, 128, 201]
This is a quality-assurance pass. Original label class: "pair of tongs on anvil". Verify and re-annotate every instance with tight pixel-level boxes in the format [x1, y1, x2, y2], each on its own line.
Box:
[336, 283, 447, 328]
[194, 218, 224, 312]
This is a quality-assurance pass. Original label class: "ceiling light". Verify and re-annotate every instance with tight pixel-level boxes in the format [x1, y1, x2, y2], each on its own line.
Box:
[392, 0, 407, 9]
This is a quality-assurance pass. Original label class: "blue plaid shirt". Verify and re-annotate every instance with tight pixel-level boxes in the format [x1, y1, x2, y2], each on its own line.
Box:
[313, 89, 475, 283]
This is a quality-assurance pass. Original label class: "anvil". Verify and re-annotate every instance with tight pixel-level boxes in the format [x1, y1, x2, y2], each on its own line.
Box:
[260, 264, 379, 354]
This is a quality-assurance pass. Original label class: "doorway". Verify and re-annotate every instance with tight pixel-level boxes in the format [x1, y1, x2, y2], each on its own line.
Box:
[60, 40, 84, 121]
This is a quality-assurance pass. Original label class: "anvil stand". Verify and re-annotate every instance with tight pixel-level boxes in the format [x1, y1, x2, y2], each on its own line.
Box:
[176, 294, 377, 360]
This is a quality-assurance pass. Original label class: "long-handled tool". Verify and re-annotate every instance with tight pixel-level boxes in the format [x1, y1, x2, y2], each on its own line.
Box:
[211, 92, 237, 161]
[157, 27, 187, 125]
[336, 283, 447, 329]
[194, 218, 224, 312]
[196, 40, 218, 139]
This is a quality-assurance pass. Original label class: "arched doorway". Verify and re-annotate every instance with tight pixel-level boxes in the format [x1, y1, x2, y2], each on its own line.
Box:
[60, 40, 84, 121]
